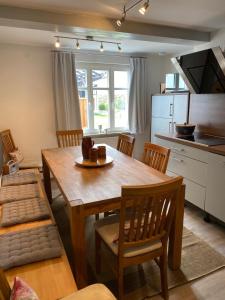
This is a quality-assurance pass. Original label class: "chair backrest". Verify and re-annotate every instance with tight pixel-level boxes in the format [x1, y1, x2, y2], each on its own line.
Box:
[117, 134, 135, 157]
[56, 130, 83, 148]
[143, 142, 170, 174]
[0, 269, 11, 300]
[118, 176, 183, 255]
[0, 130, 16, 161]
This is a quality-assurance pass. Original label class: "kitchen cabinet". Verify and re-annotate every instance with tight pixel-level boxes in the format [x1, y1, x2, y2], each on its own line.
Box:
[155, 137, 207, 210]
[151, 94, 189, 142]
[156, 136, 225, 223]
[205, 153, 225, 223]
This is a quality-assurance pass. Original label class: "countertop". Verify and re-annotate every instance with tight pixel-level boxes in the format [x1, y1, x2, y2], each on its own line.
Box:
[155, 133, 225, 157]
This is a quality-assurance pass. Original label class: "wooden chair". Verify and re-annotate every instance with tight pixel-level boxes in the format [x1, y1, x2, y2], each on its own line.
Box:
[117, 134, 135, 157]
[0, 129, 42, 170]
[0, 269, 11, 300]
[143, 142, 170, 174]
[56, 130, 83, 148]
[95, 176, 183, 300]
[0, 130, 16, 161]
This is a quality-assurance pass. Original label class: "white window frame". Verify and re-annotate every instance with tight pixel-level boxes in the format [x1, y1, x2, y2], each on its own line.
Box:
[76, 62, 130, 134]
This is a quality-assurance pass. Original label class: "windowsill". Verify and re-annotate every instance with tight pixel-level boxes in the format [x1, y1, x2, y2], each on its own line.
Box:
[84, 131, 131, 138]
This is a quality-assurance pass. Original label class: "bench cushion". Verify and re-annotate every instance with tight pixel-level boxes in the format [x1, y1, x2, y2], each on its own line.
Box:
[1, 198, 50, 227]
[0, 224, 62, 270]
[0, 184, 40, 204]
[2, 171, 37, 187]
[61, 284, 116, 300]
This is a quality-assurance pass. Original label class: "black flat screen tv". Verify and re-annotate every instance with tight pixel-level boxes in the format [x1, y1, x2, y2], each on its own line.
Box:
[173, 47, 225, 94]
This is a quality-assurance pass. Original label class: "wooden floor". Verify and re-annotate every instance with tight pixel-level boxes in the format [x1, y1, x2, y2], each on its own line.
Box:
[152, 205, 225, 300]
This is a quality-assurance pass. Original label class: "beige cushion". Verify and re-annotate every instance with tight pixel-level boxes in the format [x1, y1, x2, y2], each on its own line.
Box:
[95, 216, 162, 258]
[2, 171, 37, 187]
[61, 284, 116, 300]
[19, 160, 42, 169]
[0, 183, 40, 204]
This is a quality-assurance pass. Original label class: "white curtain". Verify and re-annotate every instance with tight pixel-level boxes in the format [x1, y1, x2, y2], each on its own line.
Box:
[128, 57, 148, 134]
[52, 51, 82, 130]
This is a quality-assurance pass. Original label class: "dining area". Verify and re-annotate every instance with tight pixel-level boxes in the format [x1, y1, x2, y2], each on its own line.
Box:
[42, 130, 185, 300]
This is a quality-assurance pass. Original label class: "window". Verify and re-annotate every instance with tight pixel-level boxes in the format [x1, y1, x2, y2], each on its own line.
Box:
[76, 63, 130, 134]
[165, 73, 188, 91]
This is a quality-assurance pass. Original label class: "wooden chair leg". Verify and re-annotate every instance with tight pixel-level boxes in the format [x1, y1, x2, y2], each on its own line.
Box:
[159, 251, 169, 300]
[95, 232, 101, 274]
[117, 266, 124, 300]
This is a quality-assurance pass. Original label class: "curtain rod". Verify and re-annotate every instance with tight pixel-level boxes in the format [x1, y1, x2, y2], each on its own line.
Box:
[51, 49, 148, 59]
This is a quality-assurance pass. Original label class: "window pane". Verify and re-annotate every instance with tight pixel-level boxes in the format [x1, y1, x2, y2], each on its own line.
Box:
[92, 70, 109, 88]
[78, 90, 88, 130]
[114, 90, 128, 128]
[114, 71, 128, 88]
[93, 90, 109, 130]
[165, 73, 176, 89]
[76, 69, 87, 88]
[179, 75, 188, 90]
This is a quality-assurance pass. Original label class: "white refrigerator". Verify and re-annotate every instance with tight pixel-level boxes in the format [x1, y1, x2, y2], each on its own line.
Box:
[151, 93, 189, 143]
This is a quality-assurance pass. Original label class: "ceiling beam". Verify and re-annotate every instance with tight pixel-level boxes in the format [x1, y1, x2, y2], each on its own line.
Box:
[0, 5, 210, 45]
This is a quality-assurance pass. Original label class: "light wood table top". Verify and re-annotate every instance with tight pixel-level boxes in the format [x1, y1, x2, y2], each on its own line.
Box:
[0, 169, 77, 300]
[42, 145, 185, 289]
[42, 144, 170, 206]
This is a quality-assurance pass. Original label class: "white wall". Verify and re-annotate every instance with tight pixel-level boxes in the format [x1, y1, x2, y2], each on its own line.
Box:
[0, 44, 57, 163]
[194, 28, 225, 52]
[0, 43, 174, 162]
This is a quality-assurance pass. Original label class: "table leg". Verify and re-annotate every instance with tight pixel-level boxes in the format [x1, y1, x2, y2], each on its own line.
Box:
[168, 184, 185, 270]
[69, 201, 87, 288]
[42, 154, 52, 203]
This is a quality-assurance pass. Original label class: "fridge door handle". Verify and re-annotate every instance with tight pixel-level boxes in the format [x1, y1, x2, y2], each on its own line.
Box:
[173, 121, 176, 133]
[169, 103, 173, 117]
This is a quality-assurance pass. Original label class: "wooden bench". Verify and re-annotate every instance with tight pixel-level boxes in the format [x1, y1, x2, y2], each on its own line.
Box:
[0, 169, 77, 300]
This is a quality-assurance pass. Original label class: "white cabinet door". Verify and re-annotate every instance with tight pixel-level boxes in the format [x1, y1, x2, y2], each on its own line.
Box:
[206, 154, 225, 222]
[152, 95, 174, 118]
[173, 94, 189, 124]
[151, 117, 173, 143]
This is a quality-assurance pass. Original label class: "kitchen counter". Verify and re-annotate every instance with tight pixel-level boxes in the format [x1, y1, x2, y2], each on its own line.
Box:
[155, 133, 225, 157]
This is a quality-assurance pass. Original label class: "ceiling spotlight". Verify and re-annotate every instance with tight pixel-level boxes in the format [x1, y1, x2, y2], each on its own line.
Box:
[139, 1, 149, 15]
[76, 39, 80, 49]
[117, 44, 122, 52]
[55, 37, 60, 48]
[100, 42, 104, 52]
[116, 13, 126, 27]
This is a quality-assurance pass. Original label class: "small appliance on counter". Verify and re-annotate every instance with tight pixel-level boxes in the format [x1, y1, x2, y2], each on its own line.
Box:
[175, 123, 196, 136]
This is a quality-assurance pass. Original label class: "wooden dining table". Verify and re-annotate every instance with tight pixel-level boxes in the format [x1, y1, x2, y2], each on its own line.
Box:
[42, 144, 185, 289]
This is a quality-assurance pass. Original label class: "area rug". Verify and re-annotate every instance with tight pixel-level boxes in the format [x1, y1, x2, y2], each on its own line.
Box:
[51, 194, 225, 300]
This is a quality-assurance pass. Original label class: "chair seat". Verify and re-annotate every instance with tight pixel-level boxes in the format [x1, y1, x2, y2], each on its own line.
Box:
[95, 216, 162, 258]
[19, 159, 42, 169]
[61, 284, 116, 300]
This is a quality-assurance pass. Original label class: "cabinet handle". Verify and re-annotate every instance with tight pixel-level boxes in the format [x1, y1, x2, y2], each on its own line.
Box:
[172, 147, 185, 152]
[169, 103, 173, 116]
[172, 157, 184, 163]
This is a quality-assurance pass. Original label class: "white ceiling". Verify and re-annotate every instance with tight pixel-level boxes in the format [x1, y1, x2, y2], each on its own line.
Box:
[0, 26, 194, 54]
[0, 0, 225, 31]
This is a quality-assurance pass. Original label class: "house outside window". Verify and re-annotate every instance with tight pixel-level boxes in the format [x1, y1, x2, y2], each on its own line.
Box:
[76, 63, 130, 134]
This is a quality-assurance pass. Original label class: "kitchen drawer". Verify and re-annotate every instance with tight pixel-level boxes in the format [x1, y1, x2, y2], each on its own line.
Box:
[184, 178, 206, 209]
[166, 170, 205, 209]
[155, 137, 209, 163]
[168, 152, 207, 186]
